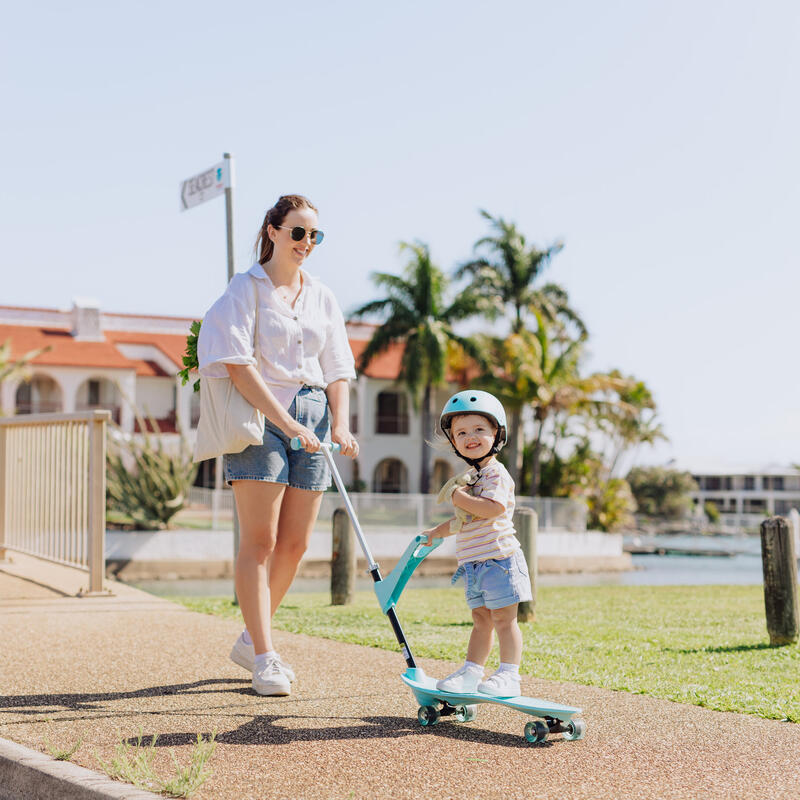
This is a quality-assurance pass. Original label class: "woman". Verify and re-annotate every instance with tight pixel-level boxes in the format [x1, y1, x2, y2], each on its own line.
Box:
[198, 195, 358, 696]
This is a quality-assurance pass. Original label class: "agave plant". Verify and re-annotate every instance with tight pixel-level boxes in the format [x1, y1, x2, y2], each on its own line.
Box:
[106, 405, 197, 531]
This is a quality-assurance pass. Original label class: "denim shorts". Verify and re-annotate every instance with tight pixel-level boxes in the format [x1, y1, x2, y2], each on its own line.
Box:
[453, 550, 533, 610]
[223, 386, 331, 491]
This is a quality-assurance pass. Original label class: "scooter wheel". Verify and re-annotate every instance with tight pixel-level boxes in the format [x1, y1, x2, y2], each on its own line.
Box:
[454, 704, 478, 723]
[417, 705, 441, 726]
[524, 720, 549, 744]
[562, 719, 586, 741]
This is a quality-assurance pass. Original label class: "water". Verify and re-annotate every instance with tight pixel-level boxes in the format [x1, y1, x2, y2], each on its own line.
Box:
[130, 534, 769, 598]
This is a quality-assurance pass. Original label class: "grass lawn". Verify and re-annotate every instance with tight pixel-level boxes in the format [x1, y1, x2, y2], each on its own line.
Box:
[175, 584, 800, 722]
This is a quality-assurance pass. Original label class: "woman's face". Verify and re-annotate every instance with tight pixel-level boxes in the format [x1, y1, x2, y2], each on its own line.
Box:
[268, 206, 320, 266]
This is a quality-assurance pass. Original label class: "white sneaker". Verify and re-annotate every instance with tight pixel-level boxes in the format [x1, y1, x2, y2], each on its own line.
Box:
[436, 665, 483, 693]
[252, 657, 291, 696]
[478, 670, 521, 697]
[229, 634, 296, 682]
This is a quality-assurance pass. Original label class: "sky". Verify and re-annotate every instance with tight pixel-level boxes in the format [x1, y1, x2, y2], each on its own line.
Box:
[2, 1, 799, 472]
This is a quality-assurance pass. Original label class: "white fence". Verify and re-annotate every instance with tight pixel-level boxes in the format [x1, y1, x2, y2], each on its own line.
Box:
[187, 487, 587, 533]
[0, 410, 109, 593]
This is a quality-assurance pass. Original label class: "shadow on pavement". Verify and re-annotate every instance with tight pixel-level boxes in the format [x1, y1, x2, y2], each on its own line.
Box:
[129, 713, 558, 749]
[0, 678, 249, 713]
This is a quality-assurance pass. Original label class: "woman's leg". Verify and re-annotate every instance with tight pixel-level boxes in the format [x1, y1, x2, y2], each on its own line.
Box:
[465, 606, 494, 665]
[232, 480, 285, 655]
[490, 603, 522, 665]
[269, 486, 324, 615]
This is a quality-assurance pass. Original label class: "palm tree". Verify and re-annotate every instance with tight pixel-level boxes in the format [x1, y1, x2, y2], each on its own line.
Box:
[483, 314, 631, 496]
[591, 371, 667, 475]
[349, 242, 481, 492]
[456, 210, 586, 338]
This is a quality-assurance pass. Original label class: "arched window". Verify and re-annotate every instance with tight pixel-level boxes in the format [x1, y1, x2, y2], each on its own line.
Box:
[375, 390, 409, 434]
[15, 375, 62, 414]
[76, 377, 121, 424]
[373, 458, 408, 493]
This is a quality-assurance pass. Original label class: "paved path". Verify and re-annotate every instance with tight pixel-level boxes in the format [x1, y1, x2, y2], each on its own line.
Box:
[1, 554, 799, 800]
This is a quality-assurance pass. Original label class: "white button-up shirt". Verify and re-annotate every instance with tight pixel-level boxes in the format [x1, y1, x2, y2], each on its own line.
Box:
[198, 262, 356, 409]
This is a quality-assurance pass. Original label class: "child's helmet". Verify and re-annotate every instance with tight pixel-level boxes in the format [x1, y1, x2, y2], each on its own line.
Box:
[440, 390, 507, 449]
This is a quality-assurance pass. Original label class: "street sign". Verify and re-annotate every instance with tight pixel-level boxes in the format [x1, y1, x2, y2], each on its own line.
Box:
[180, 159, 231, 211]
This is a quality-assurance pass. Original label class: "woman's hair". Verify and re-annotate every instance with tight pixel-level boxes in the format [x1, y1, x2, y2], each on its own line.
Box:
[255, 195, 318, 265]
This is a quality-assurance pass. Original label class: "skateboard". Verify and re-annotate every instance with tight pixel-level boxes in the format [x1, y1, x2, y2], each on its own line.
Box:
[401, 667, 585, 743]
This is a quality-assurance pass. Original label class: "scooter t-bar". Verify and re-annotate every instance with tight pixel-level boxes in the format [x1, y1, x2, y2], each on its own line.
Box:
[290, 437, 418, 668]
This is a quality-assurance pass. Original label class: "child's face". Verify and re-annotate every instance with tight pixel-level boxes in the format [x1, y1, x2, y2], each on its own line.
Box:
[450, 414, 497, 461]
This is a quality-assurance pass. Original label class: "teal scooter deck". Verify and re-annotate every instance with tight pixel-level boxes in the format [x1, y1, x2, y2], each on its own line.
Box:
[401, 666, 585, 743]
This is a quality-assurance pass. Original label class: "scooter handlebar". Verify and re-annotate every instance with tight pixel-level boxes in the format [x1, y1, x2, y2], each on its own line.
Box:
[290, 436, 341, 453]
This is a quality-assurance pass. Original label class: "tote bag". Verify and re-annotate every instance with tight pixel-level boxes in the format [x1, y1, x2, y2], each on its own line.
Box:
[193, 276, 265, 463]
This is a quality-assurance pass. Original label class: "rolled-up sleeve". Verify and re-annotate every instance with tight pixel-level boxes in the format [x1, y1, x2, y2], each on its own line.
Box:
[197, 274, 257, 378]
[319, 289, 356, 385]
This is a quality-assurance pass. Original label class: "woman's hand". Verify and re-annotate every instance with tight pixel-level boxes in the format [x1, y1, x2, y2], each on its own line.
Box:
[332, 425, 359, 459]
[285, 423, 320, 453]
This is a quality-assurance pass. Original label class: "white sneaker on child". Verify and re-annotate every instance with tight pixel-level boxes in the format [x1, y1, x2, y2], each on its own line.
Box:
[252, 657, 291, 696]
[478, 670, 521, 697]
[229, 633, 296, 682]
[436, 665, 483, 693]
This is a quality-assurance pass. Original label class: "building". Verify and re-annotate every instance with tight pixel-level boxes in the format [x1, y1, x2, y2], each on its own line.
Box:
[690, 464, 800, 524]
[0, 302, 463, 493]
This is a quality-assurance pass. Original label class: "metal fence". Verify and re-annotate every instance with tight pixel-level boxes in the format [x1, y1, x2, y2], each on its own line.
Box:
[0, 410, 109, 593]
[186, 487, 587, 533]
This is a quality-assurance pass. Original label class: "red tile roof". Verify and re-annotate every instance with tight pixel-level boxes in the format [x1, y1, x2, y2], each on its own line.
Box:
[1, 315, 478, 384]
[0, 324, 191, 373]
[348, 338, 405, 380]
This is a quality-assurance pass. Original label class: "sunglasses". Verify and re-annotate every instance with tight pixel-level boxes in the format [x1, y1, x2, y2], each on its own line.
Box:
[276, 225, 325, 245]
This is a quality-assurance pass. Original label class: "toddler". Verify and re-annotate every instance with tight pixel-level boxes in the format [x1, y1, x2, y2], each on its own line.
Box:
[423, 390, 532, 697]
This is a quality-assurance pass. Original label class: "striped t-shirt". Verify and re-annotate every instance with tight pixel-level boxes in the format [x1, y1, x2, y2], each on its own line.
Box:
[455, 459, 520, 565]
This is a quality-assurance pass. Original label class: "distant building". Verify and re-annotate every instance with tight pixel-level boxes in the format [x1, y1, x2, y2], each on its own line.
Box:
[0, 303, 463, 493]
[690, 464, 800, 522]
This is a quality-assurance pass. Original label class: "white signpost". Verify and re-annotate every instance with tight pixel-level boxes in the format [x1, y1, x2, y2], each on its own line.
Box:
[180, 154, 239, 590]
[180, 159, 231, 211]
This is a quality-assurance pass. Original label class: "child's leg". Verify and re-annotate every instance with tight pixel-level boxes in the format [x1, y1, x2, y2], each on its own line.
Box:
[490, 603, 522, 665]
[465, 606, 494, 665]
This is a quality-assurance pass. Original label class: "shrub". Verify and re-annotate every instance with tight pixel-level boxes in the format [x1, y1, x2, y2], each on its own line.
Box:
[106, 408, 197, 531]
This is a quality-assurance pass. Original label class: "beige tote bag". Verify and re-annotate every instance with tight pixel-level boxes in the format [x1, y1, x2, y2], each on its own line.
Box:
[193, 276, 265, 463]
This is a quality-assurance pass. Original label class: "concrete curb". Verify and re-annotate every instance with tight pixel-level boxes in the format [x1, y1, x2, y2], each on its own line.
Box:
[0, 737, 160, 800]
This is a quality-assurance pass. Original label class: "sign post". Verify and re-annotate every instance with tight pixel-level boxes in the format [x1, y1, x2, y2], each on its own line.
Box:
[180, 153, 239, 602]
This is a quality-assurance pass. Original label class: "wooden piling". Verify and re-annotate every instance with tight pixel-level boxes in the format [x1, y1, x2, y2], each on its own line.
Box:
[760, 516, 799, 646]
[331, 507, 356, 605]
[515, 507, 538, 623]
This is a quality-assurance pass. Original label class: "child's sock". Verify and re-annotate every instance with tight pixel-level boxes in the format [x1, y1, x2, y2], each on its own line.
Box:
[497, 662, 520, 677]
[464, 660, 484, 674]
[241, 629, 252, 645]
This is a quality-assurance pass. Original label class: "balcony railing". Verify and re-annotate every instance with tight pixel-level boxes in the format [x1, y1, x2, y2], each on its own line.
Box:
[14, 402, 62, 415]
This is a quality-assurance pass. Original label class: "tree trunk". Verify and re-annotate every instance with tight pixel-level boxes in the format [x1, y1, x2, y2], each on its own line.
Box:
[419, 384, 434, 493]
[506, 406, 524, 487]
[529, 419, 544, 497]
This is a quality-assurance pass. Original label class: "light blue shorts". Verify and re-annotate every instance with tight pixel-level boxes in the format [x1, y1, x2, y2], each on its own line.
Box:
[223, 386, 331, 492]
[453, 550, 533, 610]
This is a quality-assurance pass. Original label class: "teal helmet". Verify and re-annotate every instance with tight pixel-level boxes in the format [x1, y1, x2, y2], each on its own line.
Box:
[440, 390, 507, 449]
